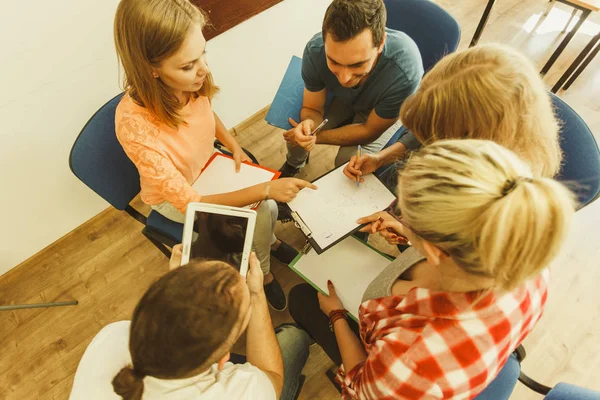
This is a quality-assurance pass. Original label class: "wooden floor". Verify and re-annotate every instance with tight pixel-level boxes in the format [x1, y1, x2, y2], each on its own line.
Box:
[1, 1, 599, 399]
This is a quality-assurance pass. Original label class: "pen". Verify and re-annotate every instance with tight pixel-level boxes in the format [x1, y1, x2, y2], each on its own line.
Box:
[310, 118, 328, 136]
[376, 216, 411, 245]
[356, 145, 362, 187]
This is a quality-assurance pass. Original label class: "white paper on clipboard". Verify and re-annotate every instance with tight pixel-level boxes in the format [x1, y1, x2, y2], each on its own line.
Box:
[288, 163, 396, 250]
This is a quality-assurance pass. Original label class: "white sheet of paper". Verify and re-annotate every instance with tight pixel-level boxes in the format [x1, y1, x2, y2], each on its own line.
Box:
[192, 154, 277, 199]
[288, 163, 396, 249]
[290, 236, 392, 319]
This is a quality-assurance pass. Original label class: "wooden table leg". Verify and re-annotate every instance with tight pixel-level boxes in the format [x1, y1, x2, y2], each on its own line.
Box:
[470, 0, 498, 47]
[541, 9, 591, 75]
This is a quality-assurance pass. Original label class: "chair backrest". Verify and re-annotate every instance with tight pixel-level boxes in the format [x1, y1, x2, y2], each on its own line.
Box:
[384, 0, 461, 72]
[545, 383, 600, 400]
[551, 93, 600, 208]
[474, 355, 520, 400]
[69, 93, 141, 210]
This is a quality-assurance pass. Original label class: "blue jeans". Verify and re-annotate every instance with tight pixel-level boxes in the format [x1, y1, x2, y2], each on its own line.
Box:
[276, 323, 310, 400]
[231, 324, 310, 400]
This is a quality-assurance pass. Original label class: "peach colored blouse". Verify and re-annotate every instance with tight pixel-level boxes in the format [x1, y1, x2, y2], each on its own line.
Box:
[115, 93, 216, 213]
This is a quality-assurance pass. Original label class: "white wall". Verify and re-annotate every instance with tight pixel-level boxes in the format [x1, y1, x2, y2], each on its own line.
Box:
[0, 0, 329, 275]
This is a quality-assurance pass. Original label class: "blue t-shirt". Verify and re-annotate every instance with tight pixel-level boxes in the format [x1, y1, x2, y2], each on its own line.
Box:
[301, 28, 424, 121]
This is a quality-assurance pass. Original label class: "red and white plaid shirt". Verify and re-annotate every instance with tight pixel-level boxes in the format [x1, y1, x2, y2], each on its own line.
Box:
[337, 269, 549, 399]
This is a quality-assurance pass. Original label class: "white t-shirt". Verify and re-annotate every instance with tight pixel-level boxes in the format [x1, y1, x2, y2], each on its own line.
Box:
[69, 321, 276, 400]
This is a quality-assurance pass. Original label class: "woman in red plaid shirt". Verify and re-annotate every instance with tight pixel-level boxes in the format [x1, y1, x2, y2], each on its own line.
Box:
[290, 139, 574, 399]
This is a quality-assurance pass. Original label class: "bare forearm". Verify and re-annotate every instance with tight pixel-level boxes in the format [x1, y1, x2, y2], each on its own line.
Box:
[215, 130, 240, 153]
[201, 183, 266, 207]
[376, 142, 407, 167]
[316, 123, 380, 146]
[246, 293, 284, 396]
[214, 113, 241, 152]
[333, 319, 368, 371]
[300, 107, 324, 126]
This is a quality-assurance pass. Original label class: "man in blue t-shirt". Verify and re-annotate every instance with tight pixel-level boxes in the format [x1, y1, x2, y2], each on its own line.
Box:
[279, 0, 424, 177]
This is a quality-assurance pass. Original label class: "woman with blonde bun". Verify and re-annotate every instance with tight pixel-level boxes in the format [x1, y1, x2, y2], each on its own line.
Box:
[291, 139, 574, 399]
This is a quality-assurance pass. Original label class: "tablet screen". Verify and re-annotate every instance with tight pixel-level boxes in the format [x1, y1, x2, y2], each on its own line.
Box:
[189, 211, 249, 272]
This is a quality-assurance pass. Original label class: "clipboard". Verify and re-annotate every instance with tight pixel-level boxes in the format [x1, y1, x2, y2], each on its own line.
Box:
[192, 152, 281, 209]
[287, 162, 396, 254]
[288, 235, 394, 321]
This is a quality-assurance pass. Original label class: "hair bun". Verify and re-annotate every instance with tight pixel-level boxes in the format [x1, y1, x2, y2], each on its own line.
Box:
[501, 176, 533, 196]
[112, 366, 145, 399]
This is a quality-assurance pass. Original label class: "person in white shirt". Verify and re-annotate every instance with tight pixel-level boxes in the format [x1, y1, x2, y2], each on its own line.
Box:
[70, 251, 309, 400]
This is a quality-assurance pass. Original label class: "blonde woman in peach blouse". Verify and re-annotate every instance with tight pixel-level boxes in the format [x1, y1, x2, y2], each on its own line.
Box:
[113, 0, 315, 310]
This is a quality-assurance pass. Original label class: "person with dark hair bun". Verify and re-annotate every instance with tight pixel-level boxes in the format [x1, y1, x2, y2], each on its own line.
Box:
[70, 250, 310, 400]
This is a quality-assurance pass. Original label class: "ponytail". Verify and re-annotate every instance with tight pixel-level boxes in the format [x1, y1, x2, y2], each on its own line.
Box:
[112, 366, 145, 400]
[398, 139, 575, 292]
[478, 175, 574, 291]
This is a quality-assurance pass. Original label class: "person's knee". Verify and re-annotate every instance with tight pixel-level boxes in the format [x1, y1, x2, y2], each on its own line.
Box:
[266, 199, 278, 221]
[276, 324, 310, 362]
[254, 201, 274, 236]
[288, 284, 315, 323]
[256, 200, 270, 218]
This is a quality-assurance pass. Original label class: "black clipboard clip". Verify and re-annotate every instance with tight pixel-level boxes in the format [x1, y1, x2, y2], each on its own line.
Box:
[291, 211, 313, 254]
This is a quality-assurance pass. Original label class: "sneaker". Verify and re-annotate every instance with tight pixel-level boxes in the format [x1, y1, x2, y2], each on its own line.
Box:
[279, 162, 301, 178]
[264, 276, 287, 311]
[271, 241, 299, 265]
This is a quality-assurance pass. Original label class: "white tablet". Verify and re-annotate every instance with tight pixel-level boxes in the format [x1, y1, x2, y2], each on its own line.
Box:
[181, 203, 257, 276]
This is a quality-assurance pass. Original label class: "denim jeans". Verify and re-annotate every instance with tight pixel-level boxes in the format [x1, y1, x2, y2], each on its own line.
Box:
[276, 323, 311, 400]
[231, 324, 310, 400]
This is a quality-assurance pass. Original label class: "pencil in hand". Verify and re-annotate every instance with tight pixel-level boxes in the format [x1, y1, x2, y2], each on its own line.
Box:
[356, 145, 362, 187]
[310, 118, 328, 136]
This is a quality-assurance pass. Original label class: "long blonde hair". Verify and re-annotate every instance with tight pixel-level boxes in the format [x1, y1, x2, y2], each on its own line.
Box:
[114, 0, 219, 128]
[398, 139, 574, 292]
[400, 44, 561, 178]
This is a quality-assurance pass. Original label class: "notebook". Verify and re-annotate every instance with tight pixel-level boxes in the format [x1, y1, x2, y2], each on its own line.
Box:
[288, 235, 393, 320]
[192, 153, 280, 208]
[288, 162, 396, 254]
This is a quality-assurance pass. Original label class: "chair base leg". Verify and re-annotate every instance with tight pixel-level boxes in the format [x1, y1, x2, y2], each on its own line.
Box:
[142, 230, 172, 258]
[0, 301, 78, 311]
[325, 367, 342, 394]
[518, 371, 553, 395]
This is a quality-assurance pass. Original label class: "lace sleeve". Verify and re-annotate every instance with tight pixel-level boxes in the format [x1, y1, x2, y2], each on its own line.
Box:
[116, 113, 202, 213]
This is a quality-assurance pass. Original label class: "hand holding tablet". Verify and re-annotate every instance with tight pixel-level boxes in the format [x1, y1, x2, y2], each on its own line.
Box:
[181, 203, 257, 276]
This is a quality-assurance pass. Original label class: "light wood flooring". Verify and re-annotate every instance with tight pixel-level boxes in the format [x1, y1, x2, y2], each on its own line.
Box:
[1, 1, 599, 398]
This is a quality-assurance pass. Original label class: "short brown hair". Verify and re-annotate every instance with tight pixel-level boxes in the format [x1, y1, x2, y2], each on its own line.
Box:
[114, 0, 219, 128]
[111, 260, 248, 399]
[322, 0, 387, 47]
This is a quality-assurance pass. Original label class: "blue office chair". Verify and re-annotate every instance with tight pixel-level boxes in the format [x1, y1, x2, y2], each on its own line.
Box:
[384, 0, 461, 73]
[69, 93, 257, 258]
[375, 0, 461, 175]
[475, 348, 600, 399]
[551, 93, 600, 208]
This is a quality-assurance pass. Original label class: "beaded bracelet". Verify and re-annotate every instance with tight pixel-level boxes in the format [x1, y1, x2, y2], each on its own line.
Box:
[328, 309, 349, 331]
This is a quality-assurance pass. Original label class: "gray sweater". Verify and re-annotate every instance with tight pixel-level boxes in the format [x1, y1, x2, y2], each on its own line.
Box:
[362, 247, 426, 302]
